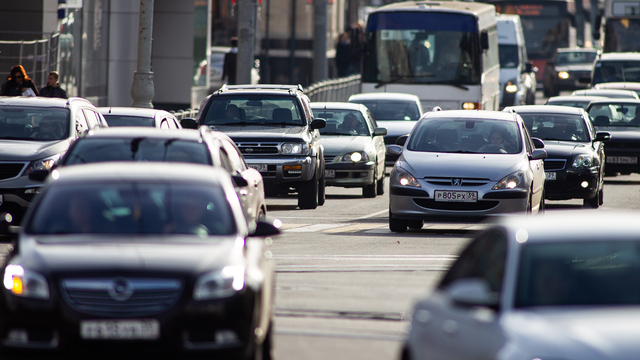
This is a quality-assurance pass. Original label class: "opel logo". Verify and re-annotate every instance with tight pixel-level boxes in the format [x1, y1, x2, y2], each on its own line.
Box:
[246, 148, 254, 153]
[451, 178, 462, 186]
[107, 278, 133, 302]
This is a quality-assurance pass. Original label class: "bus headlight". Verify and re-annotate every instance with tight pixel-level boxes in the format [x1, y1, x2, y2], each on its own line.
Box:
[505, 81, 518, 93]
[558, 71, 570, 80]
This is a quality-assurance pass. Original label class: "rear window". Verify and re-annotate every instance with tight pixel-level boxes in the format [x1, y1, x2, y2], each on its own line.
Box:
[103, 115, 155, 127]
[593, 60, 640, 85]
[349, 100, 420, 121]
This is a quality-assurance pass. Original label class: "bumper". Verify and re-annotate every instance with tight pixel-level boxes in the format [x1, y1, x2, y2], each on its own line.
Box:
[544, 169, 599, 200]
[389, 185, 529, 218]
[244, 156, 316, 184]
[325, 161, 375, 187]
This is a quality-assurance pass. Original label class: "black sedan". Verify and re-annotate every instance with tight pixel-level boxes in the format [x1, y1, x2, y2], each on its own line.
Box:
[586, 99, 640, 176]
[505, 105, 610, 207]
[0, 163, 279, 359]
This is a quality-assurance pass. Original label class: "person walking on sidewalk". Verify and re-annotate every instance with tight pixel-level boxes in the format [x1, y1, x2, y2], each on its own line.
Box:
[39, 71, 68, 98]
[1, 65, 39, 97]
[223, 37, 238, 85]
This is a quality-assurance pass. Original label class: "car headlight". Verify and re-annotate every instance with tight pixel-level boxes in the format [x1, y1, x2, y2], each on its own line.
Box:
[193, 265, 245, 300]
[3, 265, 50, 300]
[558, 71, 570, 79]
[505, 80, 518, 93]
[391, 167, 421, 187]
[572, 154, 593, 169]
[281, 143, 310, 155]
[26, 154, 61, 174]
[492, 170, 526, 190]
[342, 151, 369, 162]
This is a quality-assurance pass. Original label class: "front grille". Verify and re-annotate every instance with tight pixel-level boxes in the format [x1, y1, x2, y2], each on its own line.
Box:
[60, 278, 183, 317]
[0, 163, 26, 180]
[324, 156, 337, 163]
[424, 177, 490, 187]
[544, 159, 566, 171]
[237, 142, 279, 155]
[413, 199, 499, 211]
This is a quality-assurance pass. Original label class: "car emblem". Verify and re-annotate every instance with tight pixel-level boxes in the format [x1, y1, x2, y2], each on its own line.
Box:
[245, 148, 254, 153]
[108, 278, 133, 302]
[451, 178, 462, 186]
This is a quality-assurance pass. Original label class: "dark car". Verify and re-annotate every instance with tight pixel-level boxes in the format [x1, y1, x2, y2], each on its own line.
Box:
[585, 99, 640, 176]
[98, 107, 182, 129]
[0, 163, 279, 359]
[506, 105, 610, 207]
[196, 84, 326, 209]
[543, 48, 597, 97]
[59, 127, 267, 229]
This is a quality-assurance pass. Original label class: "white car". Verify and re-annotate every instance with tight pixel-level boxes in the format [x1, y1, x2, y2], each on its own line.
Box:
[402, 210, 640, 360]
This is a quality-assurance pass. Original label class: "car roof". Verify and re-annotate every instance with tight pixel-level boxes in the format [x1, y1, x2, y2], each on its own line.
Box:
[546, 95, 608, 102]
[598, 52, 640, 61]
[586, 99, 640, 106]
[572, 89, 639, 97]
[348, 92, 421, 102]
[310, 102, 366, 111]
[422, 110, 517, 121]
[97, 107, 172, 117]
[0, 96, 88, 107]
[505, 105, 584, 115]
[594, 82, 640, 90]
[212, 84, 303, 96]
[83, 127, 201, 140]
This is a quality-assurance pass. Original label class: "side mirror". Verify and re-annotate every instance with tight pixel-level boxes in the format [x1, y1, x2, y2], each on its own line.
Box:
[310, 119, 327, 130]
[447, 278, 499, 308]
[531, 137, 545, 149]
[373, 127, 387, 136]
[480, 31, 489, 50]
[232, 174, 249, 187]
[595, 131, 611, 142]
[387, 145, 402, 157]
[180, 118, 199, 129]
[530, 149, 547, 160]
[250, 218, 282, 237]
[396, 135, 409, 146]
[28, 170, 50, 182]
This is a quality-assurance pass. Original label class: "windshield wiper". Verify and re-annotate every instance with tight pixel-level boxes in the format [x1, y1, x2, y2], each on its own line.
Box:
[375, 75, 435, 89]
[214, 121, 250, 126]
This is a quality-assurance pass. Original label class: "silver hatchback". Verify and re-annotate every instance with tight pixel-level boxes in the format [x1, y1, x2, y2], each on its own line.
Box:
[387, 109, 546, 232]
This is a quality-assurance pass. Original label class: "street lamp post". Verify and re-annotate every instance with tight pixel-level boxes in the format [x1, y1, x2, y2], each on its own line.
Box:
[131, 0, 155, 108]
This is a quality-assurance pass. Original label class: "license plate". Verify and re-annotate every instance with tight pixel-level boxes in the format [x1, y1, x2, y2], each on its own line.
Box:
[545, 172, 556, 180]
[80, 319, 160, 340]
[606, 156, 637, 164]
[434, 190, 477, 202]
[325, 169, 335, 179]
[249, 164, 268, 172]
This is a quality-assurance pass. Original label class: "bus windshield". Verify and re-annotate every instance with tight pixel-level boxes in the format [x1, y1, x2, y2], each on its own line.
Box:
[362, 12, 481, 85]
[604, 19, 640, 52]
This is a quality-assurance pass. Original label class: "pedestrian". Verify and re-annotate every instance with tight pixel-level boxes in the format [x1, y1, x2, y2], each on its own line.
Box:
[335, 32, 352, 77]
[1, 65, 39, 97]
[39, 71, 68, 98]
[222, 37, 238, 85]
[349, 21, 365, 74]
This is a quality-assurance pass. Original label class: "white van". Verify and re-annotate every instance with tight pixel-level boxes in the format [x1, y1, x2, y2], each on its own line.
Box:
[497, 14, 537, 108]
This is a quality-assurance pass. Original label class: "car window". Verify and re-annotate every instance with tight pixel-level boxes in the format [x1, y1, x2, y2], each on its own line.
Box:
[350, 100, 421, 121]
[313, 109, 370, 136]
[103, 115, 156, 127]
[0, 107, 70, 141]
[83, 109, 101, 128]
[75, 111, 89, 138]
[545, 100, 590, 109]
[556, 51, 597, 65]
[27, 182, 236, 236]
[408, 118, 522, 154]
[203, 95, 305, 126]
[519, 113, 589, 142]
[593, 60, 640, 84]
[439, 230, 508, 293]
[587, 103, 640, 128]
[499, 44, 518, 68]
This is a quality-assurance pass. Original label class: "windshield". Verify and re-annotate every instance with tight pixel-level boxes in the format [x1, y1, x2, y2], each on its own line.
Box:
[499, 45, 519, 68]
[520, 16, 570, 59]
[587, 103, 640, 127]
[407, 118, 522, 154]
[604, 18, 640, 53]
[592, 61, 640, 85]
[312, 109, 370, 136]
[64, 138, 211, 165]
[202, 96, 305, 126]
[103, 115, 155, 127]
[516, 241, 640, 307]
[556, 51, 597, 65]
[362, 12, 481, 85]
[0, 107, 69, 141]
[545, 99, 591, 109]
[350, 100, 420, 121]
[520, 113, 589, 141]
[27, 183, 236, 236]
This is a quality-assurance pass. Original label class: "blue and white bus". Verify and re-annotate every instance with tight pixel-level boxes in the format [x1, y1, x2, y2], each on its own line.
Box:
[362, 1, 500, 111]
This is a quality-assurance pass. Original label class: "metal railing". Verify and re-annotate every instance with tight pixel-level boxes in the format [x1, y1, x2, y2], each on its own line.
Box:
[170, 108, 199, 120]
[304, 74, 362, 102]
[0, 32, 61, 88]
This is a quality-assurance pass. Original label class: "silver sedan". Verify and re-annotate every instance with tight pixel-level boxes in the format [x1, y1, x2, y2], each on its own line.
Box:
[388, 109, 546, 232]
[402, 210, 640, 360]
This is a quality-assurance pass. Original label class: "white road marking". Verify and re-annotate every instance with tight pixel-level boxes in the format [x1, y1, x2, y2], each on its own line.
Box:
[274, 254, 457, 261]
[356, 209, 388, 220]
[285, 223, 351, 232]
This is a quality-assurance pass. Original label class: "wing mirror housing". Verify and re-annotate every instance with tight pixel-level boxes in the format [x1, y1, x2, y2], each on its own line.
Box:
[531, 137, 545, 149]
[310, 118, 327, 130]
[396, 135, 409, 146]
[180, 118, 199, 129]
[595, 131, 611, 142]
[447, 278, 499, 308]
[250, 218, 282, 237]
[387, 145, 402, 157]
[232, 174, 249, 187]
[530, 149, 547, 160]
[373, 127, 387, 136]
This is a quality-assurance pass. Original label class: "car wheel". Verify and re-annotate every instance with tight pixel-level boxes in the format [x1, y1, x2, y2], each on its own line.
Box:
[363, 171, 377, 198]
[318, 173, 326, 206]
[584, 191, 600, 208]
[408, 220, 424, 230]
[298, 172, 319, 209]
[389, 210, 408, 233]
[377, 172, 385, 195]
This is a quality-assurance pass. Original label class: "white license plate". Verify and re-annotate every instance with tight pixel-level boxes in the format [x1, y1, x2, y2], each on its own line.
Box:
[545, 172, 556, 180]
[249, 164, 268, 172]
[80, 319, 160, 340]
[325, 169, 335, 179]
[434, 190, 477, 202]
[607, 156, 637, 164]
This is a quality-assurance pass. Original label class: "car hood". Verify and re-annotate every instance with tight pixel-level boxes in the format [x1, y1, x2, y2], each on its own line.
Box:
[399, 151, 524, 180]
[503, 307, 640, 359]
[376, 120, 418, 138]
[322, 136, 372, 155]
[0, 139, 70, 161]
[17, 236, 243, 276]
[211, 125, 307, 141]
[555, 63, 593, 72]
[540, 141, 592, 158]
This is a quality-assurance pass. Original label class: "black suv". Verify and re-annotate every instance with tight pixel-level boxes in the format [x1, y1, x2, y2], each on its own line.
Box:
[197, 85, 326, 209]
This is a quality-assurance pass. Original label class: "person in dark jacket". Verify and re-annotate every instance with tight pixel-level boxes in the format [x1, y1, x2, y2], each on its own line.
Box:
[335, 32, 352, 78]
[222, 37, 238, 85]
[39, 71, 68, 99]
[1, 65, 39, 97]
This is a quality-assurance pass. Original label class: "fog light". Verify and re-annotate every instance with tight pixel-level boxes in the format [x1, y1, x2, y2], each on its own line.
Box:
[462, 102, 479, 110]
[558, 71, 569, 79]
[581, 181, 589, 188]
[7, 329, 28, 343]
[215, 330, 239, 344]
[284, 165, 301, 171]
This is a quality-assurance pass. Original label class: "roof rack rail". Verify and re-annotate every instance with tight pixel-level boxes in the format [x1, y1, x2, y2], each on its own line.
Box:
[506, 108, 517, 113]
[432, 106, 442, 112]
[220, 84, 304, 91]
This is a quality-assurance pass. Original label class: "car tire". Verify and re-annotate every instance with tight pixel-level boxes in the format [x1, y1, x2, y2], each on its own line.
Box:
[389, 210, 408, 233]
[584, 191, 600, 208]
[408, 220, 424, 229]
[318, 174, 326, 206]
[298, 172, 319, 209]
[376, 172, 385, 195]
[363, 171, 377, 198]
